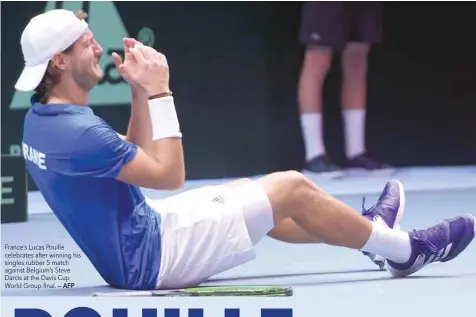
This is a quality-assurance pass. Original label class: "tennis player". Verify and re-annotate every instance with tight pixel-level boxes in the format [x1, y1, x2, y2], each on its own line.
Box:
[17, 9, 475, 290]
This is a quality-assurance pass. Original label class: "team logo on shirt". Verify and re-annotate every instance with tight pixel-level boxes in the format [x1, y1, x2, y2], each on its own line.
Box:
[212, 196, 225, 204]
[9, 1, 155, 110]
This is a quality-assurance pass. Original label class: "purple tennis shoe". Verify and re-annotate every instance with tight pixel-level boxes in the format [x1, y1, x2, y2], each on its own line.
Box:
[385, 214, 476, 277]
[361, 179, 406, 269]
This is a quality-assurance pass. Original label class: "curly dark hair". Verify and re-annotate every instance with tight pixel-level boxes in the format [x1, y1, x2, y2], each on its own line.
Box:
[34, 10, 88, 103]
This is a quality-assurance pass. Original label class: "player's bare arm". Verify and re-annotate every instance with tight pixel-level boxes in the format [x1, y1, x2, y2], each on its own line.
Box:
[112, 40, 185, 190]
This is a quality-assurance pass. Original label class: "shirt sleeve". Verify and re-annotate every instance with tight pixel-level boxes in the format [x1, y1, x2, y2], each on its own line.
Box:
[70, 122, 138, 178]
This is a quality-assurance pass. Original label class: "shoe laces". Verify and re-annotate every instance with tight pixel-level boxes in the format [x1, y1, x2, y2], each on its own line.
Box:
[361, 197, 376, 217]
[412, 223, 446, 256]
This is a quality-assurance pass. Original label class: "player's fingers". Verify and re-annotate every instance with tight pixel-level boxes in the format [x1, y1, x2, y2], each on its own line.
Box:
[129, 46, 147, 64]
[137, 44, 156, 61]
[133, 39, 143, 47]
[142, 45, 166, 64]
[134, 44, 167, 70]
[111, 52, 122, 68]
[123, 38, 134, 53]
[155, 50, 166, 62]
[155, 52, 168, 68]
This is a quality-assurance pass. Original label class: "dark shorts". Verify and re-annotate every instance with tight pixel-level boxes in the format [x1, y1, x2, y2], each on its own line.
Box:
[299, 1, 382, 49]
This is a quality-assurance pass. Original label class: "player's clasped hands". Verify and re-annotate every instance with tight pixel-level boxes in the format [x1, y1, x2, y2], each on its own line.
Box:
[112, 37, 170, 96]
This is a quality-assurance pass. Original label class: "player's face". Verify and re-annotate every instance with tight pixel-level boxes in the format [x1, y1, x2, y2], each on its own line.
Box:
[67, 29, 104, 91]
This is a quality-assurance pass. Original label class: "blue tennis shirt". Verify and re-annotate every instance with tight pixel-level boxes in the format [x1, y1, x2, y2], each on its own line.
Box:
[22, 95, 162, 290]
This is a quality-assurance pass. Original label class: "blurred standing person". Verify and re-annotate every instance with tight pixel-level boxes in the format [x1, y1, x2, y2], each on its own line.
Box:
[298, 1, 394, 178]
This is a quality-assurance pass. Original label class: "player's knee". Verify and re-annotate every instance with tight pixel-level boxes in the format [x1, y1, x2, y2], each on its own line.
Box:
[258, 170, 317, 220]
[272, 170, 317, 218]
[343, 42, 370, 58]
[282, 170, 326, 196]
[342, 43, 369, 72]
[281, 170, 305, 183]
[281, 170, 315, 197]
[262, 170, 308, 192]
[302, 47, 332, 78]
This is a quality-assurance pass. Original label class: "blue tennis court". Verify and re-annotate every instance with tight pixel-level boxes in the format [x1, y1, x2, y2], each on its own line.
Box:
[2, 166, 476, 316]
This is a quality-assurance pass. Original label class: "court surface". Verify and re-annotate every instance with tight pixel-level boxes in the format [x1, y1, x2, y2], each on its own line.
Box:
[2, 166, 476, 316]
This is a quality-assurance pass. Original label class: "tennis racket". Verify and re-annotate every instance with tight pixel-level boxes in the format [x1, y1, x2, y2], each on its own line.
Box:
[93, 285, 293, 297]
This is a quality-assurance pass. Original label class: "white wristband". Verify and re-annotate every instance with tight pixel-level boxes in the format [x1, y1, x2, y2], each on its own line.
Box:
[148, 96, 182, 140]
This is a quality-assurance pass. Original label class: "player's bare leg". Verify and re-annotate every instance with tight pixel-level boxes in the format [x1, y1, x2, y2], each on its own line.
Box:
[258, 171, 372, 249]
[223, 178, 321, 243]
[253, 171, 475, 275]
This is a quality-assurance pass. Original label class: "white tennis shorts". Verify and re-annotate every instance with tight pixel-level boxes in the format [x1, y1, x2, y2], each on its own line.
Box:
[145, 181, 274, 290]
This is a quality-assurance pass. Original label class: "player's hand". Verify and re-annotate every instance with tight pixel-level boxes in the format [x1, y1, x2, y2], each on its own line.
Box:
[112, 38, 170, 96]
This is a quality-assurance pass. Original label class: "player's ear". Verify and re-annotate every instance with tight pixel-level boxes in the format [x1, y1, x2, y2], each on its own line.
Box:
[51, 52, 68, 71]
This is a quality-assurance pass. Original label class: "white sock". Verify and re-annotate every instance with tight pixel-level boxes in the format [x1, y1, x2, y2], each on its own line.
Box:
[360, 222, 411, 263]
[343, 109, 366, 159]
[300, 113, 325, 161]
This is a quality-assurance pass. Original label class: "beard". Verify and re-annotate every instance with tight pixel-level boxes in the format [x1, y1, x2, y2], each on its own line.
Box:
[72, 63, 103, 92]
